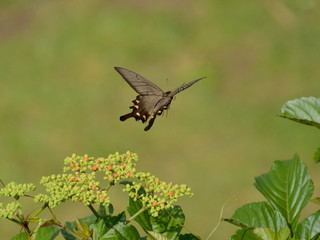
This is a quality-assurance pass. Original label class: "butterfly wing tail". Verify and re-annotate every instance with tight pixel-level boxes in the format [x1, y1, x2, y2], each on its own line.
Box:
[120, 113, 134, 121]
[144, 115, 157, 131]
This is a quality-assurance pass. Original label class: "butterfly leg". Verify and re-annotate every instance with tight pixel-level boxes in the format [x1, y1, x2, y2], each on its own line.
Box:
[144, 114, 157, 131]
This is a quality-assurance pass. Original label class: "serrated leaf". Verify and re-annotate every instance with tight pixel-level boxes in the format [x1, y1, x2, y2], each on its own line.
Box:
[74, 218, 92, 238]
[147, 231, 170, 240]
[35, 226, 60, 240]
[253, 227, 275, 240]
[61, 214, 97, 240]
[313, 148, 320, 163]
[231, 202, 287, 233]
[230, 228, 258, 240]
[150, 205, 185, 240]
[12, 232, 28, 240]
[101, 222, 140, 240]
[253, 227, 291, 240]
[127, 197, 152, 231]
[254, 155, 314, 232]
[280, 97, 320, 129]
[178, 233, 201, 240]
[277, 227, 291, 240]
[92, 218, 108, 240]
[223, 218, 249, 228]
[295, 210, 320, 240]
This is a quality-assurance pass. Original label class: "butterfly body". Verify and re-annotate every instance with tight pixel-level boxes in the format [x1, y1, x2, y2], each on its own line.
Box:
[115, 67, 204, 131]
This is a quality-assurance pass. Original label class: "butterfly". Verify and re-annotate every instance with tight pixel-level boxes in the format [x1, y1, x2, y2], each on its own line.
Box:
[115, 67, 205, 131]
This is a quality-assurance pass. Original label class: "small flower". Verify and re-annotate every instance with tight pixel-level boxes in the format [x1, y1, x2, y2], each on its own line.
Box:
[107, 166, 112, 171]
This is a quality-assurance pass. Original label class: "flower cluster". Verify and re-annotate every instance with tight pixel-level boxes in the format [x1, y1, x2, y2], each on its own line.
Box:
[124, 172, 193, 217]
[0, 182, 35, 220]
[0, 182, 36, 199]
[33, 151, 193, 217]
[0, 202, 21, 219]
[35, 152, 137, 208]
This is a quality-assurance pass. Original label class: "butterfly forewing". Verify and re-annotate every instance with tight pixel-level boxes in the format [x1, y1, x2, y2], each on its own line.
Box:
[115, 67, 163, 96]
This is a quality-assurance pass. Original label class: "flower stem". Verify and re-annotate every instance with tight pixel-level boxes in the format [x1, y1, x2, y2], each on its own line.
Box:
[88, 204, 100, 218]
[33, 204, 48, 217]
[127, 206, 147, 223]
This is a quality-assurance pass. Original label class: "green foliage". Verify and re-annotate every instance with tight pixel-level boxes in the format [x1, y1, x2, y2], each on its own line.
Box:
[226, 96, 320, 239]
[255, 155, 314, 231]
[0, 152, 194, 239]
[280, 97, 320, 129]
[227, 154, 317, 239]
[314, 148, 320, 163]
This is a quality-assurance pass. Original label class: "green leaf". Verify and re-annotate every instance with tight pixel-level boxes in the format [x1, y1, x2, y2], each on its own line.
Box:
[91, 212, 126, 239]
[92, 218, 108, 240]
[101, 222, 140, 240]
[253, 227, 290, 240]
[253, 227, 275, 240]
[61, 214, 97, 240]
[35, 226, 60, 240]
[295, 210, 320, 240]
[147, 231, 170, 240]
[74, 218, 93, 238]
[12, 232, 28, 240]
[277, 227, 291, 240]
[127, 197, 152, 231]
[150, 206, 185, 240]
[178, 233, 201, 240]
[313, 148, 320, 163]
[230, 229, 258, 240]
[231, 202, 287, 233]
[280, 96, 320, 129]
[254, 155, 314, 231]
[98, 204, 113, 217]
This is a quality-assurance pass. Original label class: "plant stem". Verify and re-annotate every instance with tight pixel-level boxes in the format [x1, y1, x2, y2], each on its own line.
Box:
[88, 204, 100, 218]
[0, 178, 6, 187]
[8, 218, 22, 225]
[205, 196, 237, 240]
[127, 206, 147, 223]
[33, 204, 48, 217]
[55, 222, 82, 239]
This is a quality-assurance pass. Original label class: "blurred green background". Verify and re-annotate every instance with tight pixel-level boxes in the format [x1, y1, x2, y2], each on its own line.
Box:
[0, 0, 319, 239]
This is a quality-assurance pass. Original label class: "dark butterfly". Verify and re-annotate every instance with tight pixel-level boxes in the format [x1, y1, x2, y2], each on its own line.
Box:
[115, 67, 205, 131]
